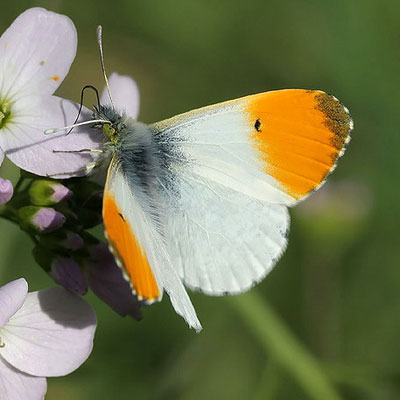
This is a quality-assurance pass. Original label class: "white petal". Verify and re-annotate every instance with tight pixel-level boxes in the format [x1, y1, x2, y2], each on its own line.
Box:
[0, 8, 77, 98]
[0, 95, 104, 177]
[0, 279, 28, 329]
[0, 286, 96, 377]
[0, 147, 4, 166]
[0, 357, 46, 400]
[100, 73, 140, 119]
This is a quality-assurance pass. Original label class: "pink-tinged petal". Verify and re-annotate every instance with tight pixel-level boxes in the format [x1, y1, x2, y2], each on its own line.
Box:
[0, 96, 104, 177]
[19, 206, 66, 234]
[0, 357, 46, 400]
[49, 183, 72, 203]
[32, 208, 65, 233]
[29, 180, 72, 206]
[1, 286, 96, 377]
[0, 8, 76, 98]
[0, 178, 13, 206]
[0, 279, 28, 329]
[50, 257, 88, 295]
[100, 73, 140, 119]
[87, 244, 142, 320]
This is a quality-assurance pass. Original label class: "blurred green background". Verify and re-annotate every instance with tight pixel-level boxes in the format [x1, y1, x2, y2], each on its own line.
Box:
[1, 0, 399, 399]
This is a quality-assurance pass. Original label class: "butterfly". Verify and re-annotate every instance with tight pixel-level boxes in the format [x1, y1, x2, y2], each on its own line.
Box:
[50, 28, 353, 332]
[94, 86, 352, 332]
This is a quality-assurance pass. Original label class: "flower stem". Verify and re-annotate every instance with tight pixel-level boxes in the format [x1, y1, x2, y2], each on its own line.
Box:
[228, 291, 342, 400]
[253, 360, 282, 400]
[0, 205, 18, 222]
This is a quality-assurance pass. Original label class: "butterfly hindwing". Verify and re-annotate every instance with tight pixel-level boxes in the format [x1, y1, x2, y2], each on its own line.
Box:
[162, 174, 290, 295]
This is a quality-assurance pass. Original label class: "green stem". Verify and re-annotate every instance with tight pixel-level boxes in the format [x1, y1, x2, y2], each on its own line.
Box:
[253, 360, 281, 400]
[229, 291, 342, 400]
[0, 209, 37, 244]
[0, 205, 18, 223]
[13, 174, 24, 193]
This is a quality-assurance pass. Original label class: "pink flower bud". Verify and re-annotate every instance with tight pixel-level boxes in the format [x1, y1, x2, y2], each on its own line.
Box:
[32, 208, 66, 233]
[50, 257, 88, 295]
[0, 178, 13, 206]
[29, 180, 72, 206]
[50, 183, 72, 203]
[19, 206, 66, 233]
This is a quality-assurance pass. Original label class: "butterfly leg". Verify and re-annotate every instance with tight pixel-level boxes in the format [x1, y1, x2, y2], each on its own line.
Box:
[47, 148, 102, 176]
[46, 162, 97, 178]
[52, 149, 103, 154]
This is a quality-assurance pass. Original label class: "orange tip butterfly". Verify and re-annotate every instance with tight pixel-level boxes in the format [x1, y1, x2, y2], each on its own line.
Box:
[57, 27, 354, 332]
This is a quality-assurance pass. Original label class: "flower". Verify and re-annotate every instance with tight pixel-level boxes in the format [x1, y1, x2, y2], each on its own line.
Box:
[100, 72, 140, 120]
[0, 8, 103, 178]
[0, 177, 13, 206]
[29, 180, 72, 206]
[0, 150, 13, 206]
[50, 257, 88, 295]
[54, 230, 84, 251]
[0, 278, 96, 399]
[86, 243, 143, 320]
[18, 206, 66, 233]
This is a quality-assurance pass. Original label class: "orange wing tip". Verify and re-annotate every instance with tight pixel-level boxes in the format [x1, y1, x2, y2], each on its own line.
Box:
[312, 91, 353, 152]
[247, 89, 353, 201]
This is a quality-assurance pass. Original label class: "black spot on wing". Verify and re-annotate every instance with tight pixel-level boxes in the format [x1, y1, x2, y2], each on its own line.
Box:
[118, 212, 126, 222]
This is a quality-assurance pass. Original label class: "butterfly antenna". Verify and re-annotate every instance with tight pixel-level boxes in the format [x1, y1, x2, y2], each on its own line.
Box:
[66, 85, 101, 135]
[97, 25, 115, 108]
[44, 119, 111, 135]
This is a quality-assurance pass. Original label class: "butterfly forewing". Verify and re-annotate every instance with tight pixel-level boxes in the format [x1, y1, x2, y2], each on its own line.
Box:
[149, 89, 352, 295]
[152, 89, 352, 205]
[103, 155, 202, 331]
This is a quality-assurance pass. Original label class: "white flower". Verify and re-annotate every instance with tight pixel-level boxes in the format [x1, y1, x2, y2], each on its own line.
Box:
[0, 278, 97, 400]
[0, 8, 103, 178]
[100, 72, 140, 119]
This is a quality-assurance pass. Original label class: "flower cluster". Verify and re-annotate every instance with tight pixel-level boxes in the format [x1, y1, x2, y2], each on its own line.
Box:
[0, 7, 143, 398]
[0, 7, 143, 318]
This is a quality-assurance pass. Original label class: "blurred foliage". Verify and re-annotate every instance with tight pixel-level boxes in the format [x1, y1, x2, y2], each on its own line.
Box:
[1, 0, 400, 399]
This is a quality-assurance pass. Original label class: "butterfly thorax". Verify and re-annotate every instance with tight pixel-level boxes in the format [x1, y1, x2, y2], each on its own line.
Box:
[93, 105, 164, 192]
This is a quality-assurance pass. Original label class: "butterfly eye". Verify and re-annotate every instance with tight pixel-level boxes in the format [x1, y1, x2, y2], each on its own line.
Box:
[254, 118, 262, 132]
[103, 124, 116, 140]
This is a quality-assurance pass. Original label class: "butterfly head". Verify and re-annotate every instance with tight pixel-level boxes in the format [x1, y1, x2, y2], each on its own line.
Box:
[92, 105, 126, 144]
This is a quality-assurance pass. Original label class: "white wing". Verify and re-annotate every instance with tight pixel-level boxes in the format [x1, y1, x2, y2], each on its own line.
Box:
[151, 90, 352, 295]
